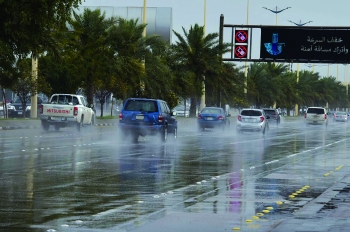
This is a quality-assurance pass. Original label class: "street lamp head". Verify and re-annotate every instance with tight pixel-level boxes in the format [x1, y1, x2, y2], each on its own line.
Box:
[288, 20, 313, 26]
[263, 6, 291, 14]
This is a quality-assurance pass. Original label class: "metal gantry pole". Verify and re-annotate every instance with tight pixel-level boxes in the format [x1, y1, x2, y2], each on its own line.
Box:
[200, 0, 207, 110]
[262, 6, 291, 110]
[289, 20, 312, 116]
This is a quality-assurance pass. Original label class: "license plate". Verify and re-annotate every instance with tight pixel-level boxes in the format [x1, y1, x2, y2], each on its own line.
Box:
[18, 112, 22, 115]
[136, 115, 144, 120]
[206, 117, 213, 120]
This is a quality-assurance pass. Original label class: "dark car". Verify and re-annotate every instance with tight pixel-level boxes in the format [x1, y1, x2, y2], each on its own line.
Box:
[197, 107, 231, 131]
[263, 108, 281, 125]
[118, 98, 177, 142]
[9, 97, 43, 118]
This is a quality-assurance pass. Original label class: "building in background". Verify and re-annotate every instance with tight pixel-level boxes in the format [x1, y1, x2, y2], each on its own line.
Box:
[76, 6, 173, 43]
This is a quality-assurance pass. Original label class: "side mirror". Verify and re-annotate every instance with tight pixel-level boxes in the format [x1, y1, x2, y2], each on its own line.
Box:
[90, 104, 94, 109]
[266, 116, 270, 119]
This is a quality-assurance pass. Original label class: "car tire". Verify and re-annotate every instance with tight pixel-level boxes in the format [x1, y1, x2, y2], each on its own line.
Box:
[42, 122, 49, 132]
[77, 116, 83, 132]
[262, 126, 266, 135]
[132, 133, 138, 143]
[160, 126, 168, 142]
[173, 127, 177, 140]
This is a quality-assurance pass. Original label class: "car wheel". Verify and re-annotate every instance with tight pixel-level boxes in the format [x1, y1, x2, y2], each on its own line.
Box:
[42, 122, 49, 132]
[159, 126, 168, 142]
[132, 133, 138, 143]
[262, 126, 266, 135]
[77, 116, 83, 132]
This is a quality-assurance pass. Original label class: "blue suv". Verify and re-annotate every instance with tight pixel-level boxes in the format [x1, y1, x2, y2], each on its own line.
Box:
[119, 98, 177, 142]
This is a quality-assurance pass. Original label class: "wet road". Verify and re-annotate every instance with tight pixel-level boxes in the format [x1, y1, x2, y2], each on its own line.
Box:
[1, 117, 350, 231]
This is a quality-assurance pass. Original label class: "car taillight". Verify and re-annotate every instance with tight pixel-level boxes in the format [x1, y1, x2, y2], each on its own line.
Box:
[238, 115, 242, 121]
[158, 114, 163, 123]
[39, 105, 43, 114]
[260, 116, 265, 122]
[324, 114, 327, 120]
[119, 113, 123, 120]
[198, 113, 202, 119]
[218, 115, 223, 120]
[73, 106, 78, 116]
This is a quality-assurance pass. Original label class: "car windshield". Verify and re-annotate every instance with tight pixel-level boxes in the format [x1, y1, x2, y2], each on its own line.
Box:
[201, 108, 221, 114]
[13, 98, 31, 103]
[124, 100, 158, 112]
[241, 110, 262, 116]
[307, 108, 325, 114]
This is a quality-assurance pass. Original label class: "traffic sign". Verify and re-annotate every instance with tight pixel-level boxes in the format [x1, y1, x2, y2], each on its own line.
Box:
[235, 30, 248, 43]
[234, 45, 248, 58]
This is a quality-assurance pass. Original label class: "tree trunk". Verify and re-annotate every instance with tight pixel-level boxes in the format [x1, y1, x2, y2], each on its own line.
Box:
[189, 97, 197, 117]
[100, 102, 104, 117]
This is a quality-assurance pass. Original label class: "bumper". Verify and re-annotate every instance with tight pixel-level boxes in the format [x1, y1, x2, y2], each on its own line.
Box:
[41, 116, 78, 126]
[334, 118, 347, 122]
[236, 122, 264, 131]
[197, 120, 225, 128]
[305, 119, 327, 125]
[119, 123, 163, 136]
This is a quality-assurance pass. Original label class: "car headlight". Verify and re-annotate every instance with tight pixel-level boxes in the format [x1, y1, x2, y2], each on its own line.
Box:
[26, 106, 31, 111]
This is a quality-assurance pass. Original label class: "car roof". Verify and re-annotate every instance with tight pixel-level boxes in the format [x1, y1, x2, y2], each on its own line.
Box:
[241, 108, 263, 111]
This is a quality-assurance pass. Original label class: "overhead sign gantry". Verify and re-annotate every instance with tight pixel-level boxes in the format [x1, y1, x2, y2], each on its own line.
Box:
[219, 14, 350, 64]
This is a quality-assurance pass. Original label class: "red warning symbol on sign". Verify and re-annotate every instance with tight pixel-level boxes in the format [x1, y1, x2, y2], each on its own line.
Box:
[235, 30, 248, 43]
[234, 45, 248, 58]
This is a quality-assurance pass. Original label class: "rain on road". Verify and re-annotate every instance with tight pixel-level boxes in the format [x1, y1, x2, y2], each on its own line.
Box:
[0, 117, 349, 231]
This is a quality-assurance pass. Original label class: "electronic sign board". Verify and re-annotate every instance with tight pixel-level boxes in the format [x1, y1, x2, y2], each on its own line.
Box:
[260, 28, 350, 62]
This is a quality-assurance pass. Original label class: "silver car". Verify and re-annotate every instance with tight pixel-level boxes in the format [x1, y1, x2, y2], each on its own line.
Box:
[333, 111, 348, 122]
[236, 109, 269, 134]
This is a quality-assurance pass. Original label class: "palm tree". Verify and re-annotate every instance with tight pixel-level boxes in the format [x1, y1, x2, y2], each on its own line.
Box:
[67, 8, 118, 106]
[172, 24, 230, 117]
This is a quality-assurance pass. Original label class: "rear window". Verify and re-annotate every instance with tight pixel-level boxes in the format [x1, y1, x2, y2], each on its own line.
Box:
[241, 110, 262, 116]
[201, 108, 221, 114]
[307, 108, 325, 114]
[263, 109, 276, 114]
[124, 100, 158, 112]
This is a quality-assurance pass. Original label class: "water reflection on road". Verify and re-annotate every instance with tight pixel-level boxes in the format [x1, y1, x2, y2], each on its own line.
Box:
[0, 119, 349, 231]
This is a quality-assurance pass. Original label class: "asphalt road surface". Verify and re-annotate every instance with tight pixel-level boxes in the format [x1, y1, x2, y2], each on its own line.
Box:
[1, 117, 350, 231]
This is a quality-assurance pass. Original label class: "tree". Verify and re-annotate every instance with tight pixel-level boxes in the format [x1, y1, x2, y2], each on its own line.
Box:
[0, 0, 81, 57]
[11, 58, 37, 118]
[172, 24, 230, 117]
[67, 8, 118, 106]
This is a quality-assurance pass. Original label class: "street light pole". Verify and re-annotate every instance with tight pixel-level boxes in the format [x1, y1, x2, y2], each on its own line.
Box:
[288, 20, 312, 116]
[244, 0, 250, 95]
[263, 6, 291, 110]
[142, 0, 147, 37]
[200, 0, 207, 110]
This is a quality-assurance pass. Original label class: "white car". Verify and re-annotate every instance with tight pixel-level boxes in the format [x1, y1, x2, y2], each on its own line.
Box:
[173, 105, 189, 117]
[333, 111, 348, 122]
[0, 103, 15, 118]
[236, 109, 269, 134]
[304, 107, 328, 126]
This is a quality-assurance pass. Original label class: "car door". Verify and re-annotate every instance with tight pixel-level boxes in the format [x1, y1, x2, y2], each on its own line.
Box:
[161, 101, 175, 131]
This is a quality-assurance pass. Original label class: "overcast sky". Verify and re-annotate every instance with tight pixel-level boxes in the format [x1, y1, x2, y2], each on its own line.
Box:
[81, 0, 350, 81]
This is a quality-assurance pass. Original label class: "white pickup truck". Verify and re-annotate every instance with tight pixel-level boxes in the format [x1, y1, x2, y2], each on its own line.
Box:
[39, 94, 95, 131]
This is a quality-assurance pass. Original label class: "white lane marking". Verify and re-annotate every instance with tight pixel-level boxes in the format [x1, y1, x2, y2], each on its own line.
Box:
[93, 205, 132, 217]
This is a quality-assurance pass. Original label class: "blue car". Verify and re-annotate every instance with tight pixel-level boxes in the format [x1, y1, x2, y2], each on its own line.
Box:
[197, 107, 231, 131]
[119, 98, 177, 142]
